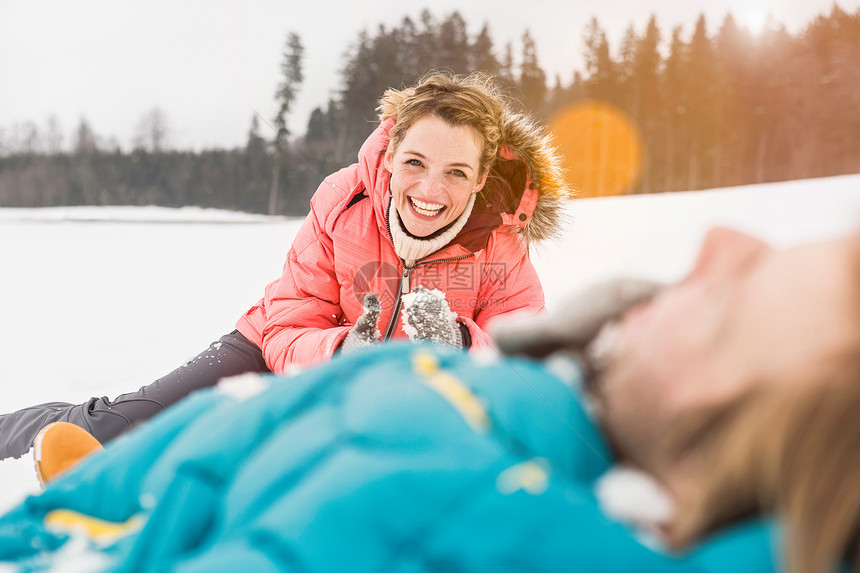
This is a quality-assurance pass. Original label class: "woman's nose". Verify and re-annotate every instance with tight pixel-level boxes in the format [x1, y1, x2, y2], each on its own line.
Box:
[418, 172, 445, 197]
[687, 227, 770, 280]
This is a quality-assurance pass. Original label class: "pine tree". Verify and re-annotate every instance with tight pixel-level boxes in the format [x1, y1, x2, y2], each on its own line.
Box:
[569, 70, 586, 100]
[271, 32, 304, 215]
[803, 6, 860, 176]
[685, 15, 719, 189]
[583, 18, 620, 105]
[633, 16, 663, 193]
[436, 12, 470, 73]
[417, 9, 439, 72]
[246, 115, 266, 153]
[714, 14, 753, 186]
[73, 118, 98, 155]
[499, 41, 516, 88]
[396, 16, 423, 85]
[635, 16, 662, 122]
[44, 114, 64, 155]
[519, 29, 547, 114]
[618, 25, 639, 112]
[662, 26, 688, 191]
[470, 23, 500, 75]
[547, 73, 568, 116]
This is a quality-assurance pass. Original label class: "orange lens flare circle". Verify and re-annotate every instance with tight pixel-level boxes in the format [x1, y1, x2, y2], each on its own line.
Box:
[549, 100, 644, 197]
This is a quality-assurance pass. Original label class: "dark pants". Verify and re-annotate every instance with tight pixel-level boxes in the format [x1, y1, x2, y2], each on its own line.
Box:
[0, 330, 270, 460]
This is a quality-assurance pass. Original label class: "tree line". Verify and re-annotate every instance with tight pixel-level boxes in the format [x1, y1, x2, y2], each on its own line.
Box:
[1, 6, 858, 214]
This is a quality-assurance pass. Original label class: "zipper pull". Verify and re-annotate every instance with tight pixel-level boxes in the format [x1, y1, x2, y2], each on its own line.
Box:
[401, 266, 413, 295]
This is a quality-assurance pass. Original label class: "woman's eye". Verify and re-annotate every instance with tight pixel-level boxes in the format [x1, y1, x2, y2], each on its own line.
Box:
[450, 169, 466, 178]
[406, 159, 423, 167]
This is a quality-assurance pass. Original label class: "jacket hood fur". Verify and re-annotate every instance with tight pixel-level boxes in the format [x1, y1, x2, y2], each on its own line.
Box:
[490, 111, 573, 245]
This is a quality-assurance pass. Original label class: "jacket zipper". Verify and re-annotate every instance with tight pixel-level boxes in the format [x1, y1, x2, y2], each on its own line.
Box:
[381, 253, 474, 341]
[381, 199, 474, 340]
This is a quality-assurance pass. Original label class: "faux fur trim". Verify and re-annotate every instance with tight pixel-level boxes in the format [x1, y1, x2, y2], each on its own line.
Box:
[496, 112, 573, 245]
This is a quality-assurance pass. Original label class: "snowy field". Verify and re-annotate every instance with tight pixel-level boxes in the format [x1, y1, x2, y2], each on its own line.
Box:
[1, 174, 859, 511]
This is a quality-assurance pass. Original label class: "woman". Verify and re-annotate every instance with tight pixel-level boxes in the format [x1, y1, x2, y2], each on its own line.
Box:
[0, 71, 571, 459]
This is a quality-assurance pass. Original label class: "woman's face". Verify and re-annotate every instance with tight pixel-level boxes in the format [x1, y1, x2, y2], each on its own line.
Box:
[385, 115, 488, 238]
[596, 228, 860, 472]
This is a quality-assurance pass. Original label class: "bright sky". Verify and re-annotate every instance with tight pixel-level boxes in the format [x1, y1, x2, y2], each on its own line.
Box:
[1, 0, 855, 151]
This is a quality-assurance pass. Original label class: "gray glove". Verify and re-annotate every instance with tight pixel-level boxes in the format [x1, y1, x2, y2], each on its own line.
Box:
[490, 277, 663, 369]
[341, 294, 382, 353]
[401, 286, 464, 348]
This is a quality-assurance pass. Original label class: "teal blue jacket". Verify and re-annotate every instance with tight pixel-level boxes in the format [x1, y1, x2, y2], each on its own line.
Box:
[0, 344, 777, 572]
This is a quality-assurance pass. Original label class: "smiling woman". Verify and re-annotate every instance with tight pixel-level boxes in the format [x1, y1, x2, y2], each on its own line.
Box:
[385, 116, 488, 239]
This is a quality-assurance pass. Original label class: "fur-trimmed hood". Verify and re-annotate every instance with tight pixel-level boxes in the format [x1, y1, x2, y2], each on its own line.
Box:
[486, 111, 573, 245]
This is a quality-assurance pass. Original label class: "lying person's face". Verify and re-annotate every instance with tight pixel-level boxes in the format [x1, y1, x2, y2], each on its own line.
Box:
[595, 228, 860, 474]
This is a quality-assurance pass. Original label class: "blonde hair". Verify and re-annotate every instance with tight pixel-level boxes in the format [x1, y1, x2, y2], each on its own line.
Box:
[377, 71, 506, 175]
[666, 239, 860, 572]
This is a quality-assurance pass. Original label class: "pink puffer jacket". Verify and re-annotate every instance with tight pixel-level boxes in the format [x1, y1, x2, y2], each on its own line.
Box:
[236, 116, 570, 372]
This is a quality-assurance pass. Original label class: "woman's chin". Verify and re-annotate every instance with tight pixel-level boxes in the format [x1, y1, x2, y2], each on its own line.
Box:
[404, 221, 440, 238]
[401, 212, 446, 238]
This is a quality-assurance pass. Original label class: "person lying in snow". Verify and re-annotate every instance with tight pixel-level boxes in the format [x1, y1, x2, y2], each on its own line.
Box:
[0, 71, 571, 460]
[2, 227, 859, 572]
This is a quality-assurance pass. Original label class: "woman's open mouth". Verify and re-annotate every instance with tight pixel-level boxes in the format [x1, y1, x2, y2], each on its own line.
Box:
[409, 196, 447, 218]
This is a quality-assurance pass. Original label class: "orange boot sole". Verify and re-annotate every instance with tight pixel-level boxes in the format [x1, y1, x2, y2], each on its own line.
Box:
[33, 422, 104, 487]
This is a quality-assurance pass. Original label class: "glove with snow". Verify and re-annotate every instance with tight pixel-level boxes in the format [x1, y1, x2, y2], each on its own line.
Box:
[490, 277, 663, 373]
[341, 294, 383, 353]
[401, 286, 464, 349]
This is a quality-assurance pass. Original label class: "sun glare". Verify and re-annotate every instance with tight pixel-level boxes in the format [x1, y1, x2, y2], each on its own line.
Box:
[740, 7, 769, 35]
[548, 100, 643, 198]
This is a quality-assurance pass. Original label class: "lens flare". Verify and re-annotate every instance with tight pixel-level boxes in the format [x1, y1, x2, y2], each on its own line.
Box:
[741, 8, 768, 35]
[549, 100, 644, 198]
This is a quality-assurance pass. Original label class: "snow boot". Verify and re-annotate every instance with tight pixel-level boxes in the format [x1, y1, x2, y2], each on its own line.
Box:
[33, 422, 103, 487]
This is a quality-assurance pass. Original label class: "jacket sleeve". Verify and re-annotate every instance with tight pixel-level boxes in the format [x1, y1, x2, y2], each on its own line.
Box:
[260, 180, 354, 373]
[459, 232, 545, 349]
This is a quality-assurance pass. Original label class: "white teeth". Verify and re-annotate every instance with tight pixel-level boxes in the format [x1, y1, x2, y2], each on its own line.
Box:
[409, 197, 444, 216]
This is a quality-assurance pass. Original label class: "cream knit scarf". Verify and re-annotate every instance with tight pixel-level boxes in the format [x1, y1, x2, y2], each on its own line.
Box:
[388, 192, 476, 266]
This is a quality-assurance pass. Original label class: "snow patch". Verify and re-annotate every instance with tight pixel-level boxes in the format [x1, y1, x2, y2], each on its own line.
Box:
[595, 466, 675, 532]
[544, 353, 602, 420]
[215, 373, 270, 401]
[0, 205, 284, 224]
[283, 363, 306, 378]
[469, 347, 499, 367]
[400, 304, 420, 341]
[0, 449, 40, 515]
[45, 533, 112, 572]
[400, 287, 459, 343]
[544, 353, 584, 388]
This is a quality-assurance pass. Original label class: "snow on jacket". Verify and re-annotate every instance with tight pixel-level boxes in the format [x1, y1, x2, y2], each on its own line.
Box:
[0, 344, 777, 572]
[235, 113, 570, 372]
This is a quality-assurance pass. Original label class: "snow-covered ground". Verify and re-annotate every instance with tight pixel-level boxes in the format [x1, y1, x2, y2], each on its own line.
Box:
[1, 174, 859, 511]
